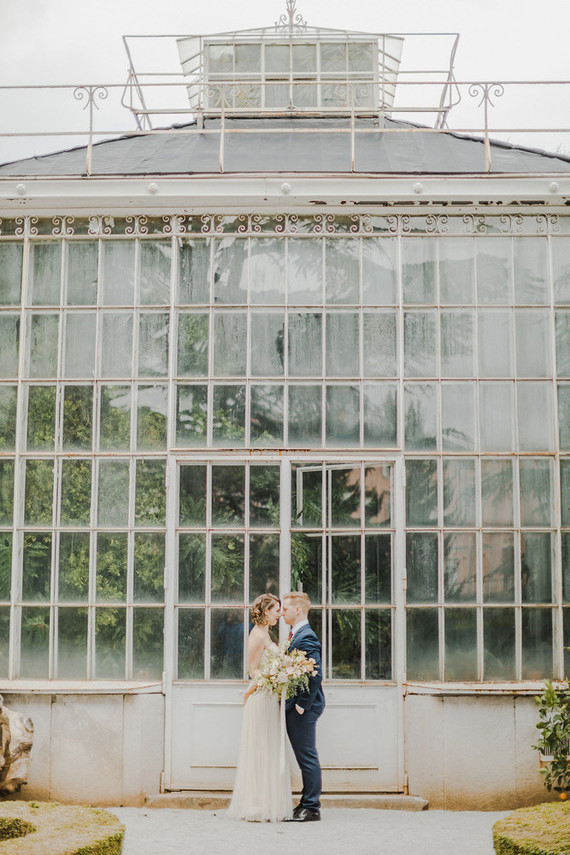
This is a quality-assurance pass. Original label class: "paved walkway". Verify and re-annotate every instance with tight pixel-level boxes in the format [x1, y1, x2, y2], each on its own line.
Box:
[110, 807, 508, 855]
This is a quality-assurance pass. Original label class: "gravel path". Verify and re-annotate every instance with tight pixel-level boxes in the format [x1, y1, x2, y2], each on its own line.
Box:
[110, 807, 509, 855]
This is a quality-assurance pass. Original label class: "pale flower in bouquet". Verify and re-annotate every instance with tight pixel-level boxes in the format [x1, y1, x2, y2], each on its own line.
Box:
[253, 641, 318, 699]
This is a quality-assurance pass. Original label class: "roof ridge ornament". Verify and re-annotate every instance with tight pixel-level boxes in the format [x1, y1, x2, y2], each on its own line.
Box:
[275, 0, 308, 33]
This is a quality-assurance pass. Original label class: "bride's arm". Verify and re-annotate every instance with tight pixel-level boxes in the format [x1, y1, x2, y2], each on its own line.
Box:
[243, 631, 265, 704]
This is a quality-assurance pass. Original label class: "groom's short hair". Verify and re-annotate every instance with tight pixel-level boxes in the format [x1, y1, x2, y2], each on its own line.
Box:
[283, 591, 311, 616]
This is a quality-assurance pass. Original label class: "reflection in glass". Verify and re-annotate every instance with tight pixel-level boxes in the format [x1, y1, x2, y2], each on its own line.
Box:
[439, 238, 475, 304]
[138, 313, 169, 377]
[140, 241, 171, 305]
[177, 313, 208, 377]
[27, 385, 56, 450]
[137, 384, 167, 450]
[0, 315, 19, 378]
[95, 607, 126, 678]
[406, 533, 437, 602]
[404, 383, 437, 450]
[0, 533, 12, 600]
[133, 608, 164, 679]
[29, 314, 58, 378]
[212, 465, 245, 525]
[363, 383, 397, 447]
[482, 532, 514, 602]
[58, 607, 88, 679]
[326, 385, 359, 446]
[443, 459, 476, 526]
[212, 535, 244, 603]
[325, 239, 359, 304]
[514, 238, 548, 305]
[559, 384, 570, 450]
[288, 239, 322, 304]
[404, 312, 436, 378]
[179, 239, 210, 304]
[292, 464, 322, 528]
[178, 534, 205, 602]
[64, 312, 96, 378]
[250, 534, 280, 598]
[250, 313, 284, 377]
[363, 312, 397, 377]
[441, 383, 475, 451]
[178, 609, 205, 678]
[476, 238, 512, 304]
[24, 460, 53, 525]
[522, 608, 553, 679]
[290, 533, 322, 602]
[98, 460, 129, 527]
[365, 610, 391, 679]
[365, 465, 391, 527]
[288, 312, 322, 377]
[406, 459, 437, 526]
[251, 385, 283, 446]
[0, 242, 23, 306]
[517, 383, 554, 452]
[60, 459, 91, 525]
[482, 459, 513, 526]
[445, 608, 477, 680]
[63, 385, 93, 450]
[31, 242, 61, 305]
[0, 386, 17, 450]
[176, 384, 207, 447]
[67, 241, 97, 305]
[331, 535, 360, 604]
[211, 609, 244, 678]
[250, 238, 285, 304]
[478, 310, 513, 378]
[289, 385, 322, 446]
[179, 465, 206, 527]
[134, 533, 165, 603]
[59, 532, 89, 602]
[20, 607, 50, 678]
[479, 383, 513, 452]
[212, 385, 245, 445]
[0, 462, 13, 527]
[553, 238, 570, 305]
[441, 311, 474, 377]
[135, 459, 165, 526]
[562, 460, 570, 527]
[444, 533, 476, 602]
[406, 608, 438, 680]
[484, 608, 515, 679]
[332, 610, 360, 678]
[521, 533, 552, 603]
[402, 238, 436, 304]
[555, 312, 570, 376]
[100, 385, 131, 450]
[362, 238, 397, 305]
[100, 313, 133, 378]
[365, 534, 391, 602]
[96, 533, 127, 602]
[519, 459, 552, 526]
[516, 310, 551, 378]
[326, 312, 359, 377]
[330, 468, 360, 527]
[250, 466, 280, 527]
[0, 609, 8, 676]
[213, 313, 246, 376]
[23, 533, 52, 601]
[102, 241, 135, 305]
[212, 238, 248, 304]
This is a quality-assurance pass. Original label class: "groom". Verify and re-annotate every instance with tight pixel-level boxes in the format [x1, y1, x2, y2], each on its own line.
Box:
[281, 592, 325, 822]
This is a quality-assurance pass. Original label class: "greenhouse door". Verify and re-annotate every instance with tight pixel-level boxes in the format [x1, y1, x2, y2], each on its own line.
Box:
[165, 457, 404, 793]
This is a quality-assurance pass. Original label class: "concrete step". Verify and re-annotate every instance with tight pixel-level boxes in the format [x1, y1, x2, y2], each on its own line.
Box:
[144, 792, 429, 811]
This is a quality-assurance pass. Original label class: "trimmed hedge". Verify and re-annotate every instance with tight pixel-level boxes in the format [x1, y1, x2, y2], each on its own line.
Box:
[493, 802, 570, 855]
[0, 802, 124, 855]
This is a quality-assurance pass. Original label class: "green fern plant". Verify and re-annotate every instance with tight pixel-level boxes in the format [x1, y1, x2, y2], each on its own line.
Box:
[534, 679, 570, 794]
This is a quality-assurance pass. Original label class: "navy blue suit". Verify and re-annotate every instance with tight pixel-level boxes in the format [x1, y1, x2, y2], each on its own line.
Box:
[285, 623, 325, 811]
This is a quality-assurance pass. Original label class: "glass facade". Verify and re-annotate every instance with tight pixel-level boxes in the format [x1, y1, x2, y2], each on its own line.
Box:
[0, 215, 569, 682]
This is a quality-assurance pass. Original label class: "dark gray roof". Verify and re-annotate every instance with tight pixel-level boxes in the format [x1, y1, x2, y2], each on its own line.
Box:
[1, 117, 570, 177]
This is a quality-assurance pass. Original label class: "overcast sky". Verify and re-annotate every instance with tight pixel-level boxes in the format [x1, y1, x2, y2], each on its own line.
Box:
[1, 0, 569, 162]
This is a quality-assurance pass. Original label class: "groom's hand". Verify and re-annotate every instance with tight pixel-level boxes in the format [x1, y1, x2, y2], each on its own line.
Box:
[295, 704, 304, 715]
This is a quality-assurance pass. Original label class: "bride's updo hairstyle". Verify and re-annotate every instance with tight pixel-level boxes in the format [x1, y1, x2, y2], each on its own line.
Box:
[251, 593, 280, 626]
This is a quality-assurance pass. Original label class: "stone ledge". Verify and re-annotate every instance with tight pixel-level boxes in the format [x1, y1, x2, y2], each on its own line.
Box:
[144, 792, 429, 811]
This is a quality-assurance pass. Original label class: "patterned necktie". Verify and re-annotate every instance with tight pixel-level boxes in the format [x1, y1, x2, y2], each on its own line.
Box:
[288, 628, 293, 641]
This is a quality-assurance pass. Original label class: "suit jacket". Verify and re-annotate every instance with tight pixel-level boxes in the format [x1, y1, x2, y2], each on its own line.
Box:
[285, 623, 325, 716]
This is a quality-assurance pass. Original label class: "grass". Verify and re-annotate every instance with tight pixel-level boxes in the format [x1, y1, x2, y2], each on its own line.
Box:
[0, 802, 124, 855]
[493, 801, 570, 855]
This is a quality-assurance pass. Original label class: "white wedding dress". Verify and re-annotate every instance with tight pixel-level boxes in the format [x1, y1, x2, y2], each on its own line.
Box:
[228, 644, 293, 822]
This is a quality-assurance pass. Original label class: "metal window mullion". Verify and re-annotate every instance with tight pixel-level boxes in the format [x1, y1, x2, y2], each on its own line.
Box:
[279, 457, 291, 643]
[244, 463, 250, 606]
[204, 462, 212, 680]
[360, 463, 366, 679]
[166, 235, 177, 452]
[125, 457, 136, 680]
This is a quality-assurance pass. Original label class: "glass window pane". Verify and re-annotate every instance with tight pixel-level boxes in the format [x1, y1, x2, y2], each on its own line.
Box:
[62, 385, 93, 451]
[406, 608, 438, 680]
[439, 238, 475, 304]
[565, 609, 570, 675]
[212, 465, 244, 526]
[30, 242, 61, 305]
[249, 533, 280, 598]
[176, 384, 207, 447]
[288, 312, 322, 377]
[60, 459, 91, 525]
[0, 242, 23, 305]
[555, 312, 570, 376]
[266, 43, 289, 73]
[64, 312, 96, 379]
[517, 382, 554, 452]
[96, 533, 127, 602]
[365, 465, 391, 528]
[100, 385, 131, 450]
[289, 385, 322, 446]
[443, 459, 476, 526]
[482, 459, 513, 526]
[330, 468, 360, 528]
[406, 459, 437, 526]
[365, 534, 391, 602]
[135, 459, 165, 527]
[213, 238, 247, 304]
[0, 461, 14, 526]
[476, 238, 512, 304]
[27, 385, 56, 450]
[406, 533, 438, 602]
[520, 458, 553, 526]
[20, 606, 50, 678]
[0, 608, 8, 676]
[326, 312, 359, 377]
[444, 608, 477, 680]
[521, 533, 552, 604]
[348, 41, 373, 71]
[0, 533, 12, 600]
[250, 465, 280, 527]
[212, 385, 245, 446]
[100, 313, 133, 378]
[67, 241, 98, 305]
[483, 532, 514, 602]
[213, 312, 246, 376]
[178, 609, 205, 679]
[363, 383, 397, 447]
[250, 238, 285, 304]
[321, 41, 346, 71]
[402, 238, 436, 304]
[441, 383, 475, 451]
[404, 312, 436, 377]
[0, 315, 19, 378]
[24, 460, 53, 524]
[291, 533, 322, 602]
[102, 241, 135, 305]
[179, 239, 210, 304]
[250, 313, 284, 377]
[326, 384, 359, 446]
[553, 239, 570, 305]
[179, 464, 206, 527]
[95, 607, 126, 678]
[23, 533, 52, 601]
[29, 314, 58, 378]
[177, 313, 209, 377]
[57, 607, 88, 679]
[178, 534, 205, 603]
[441, 311, 474, 377]
[325, 238, 359, 304]
[444, 533, 476, 602]
[365, 609, 391, 680]
[521, 608, 553, 679]
[133, 608, 164, 679]
[363, 312, 397, 377]
[478, 310, 513, 378]
[562, 459, 570, 527]
[331, 535, 360, 604]
[98, 460, 129, 527]
[404, 383, 437, 450]
[331, 609, 361, 679]
[211, 609, 244, 678]
[484, 608, 515, 679]
[479, 382, 513, 452]
[516, 310, 551, 378]
[292, 464, 322, 528]
[251, 385, 284, 446]
[514, 238, 548, 305]
[58, 532, 89, 602]
[138, 313, 169, 377]
[133, 533, 164, 603]
[209, 43, 233, 73]
[559, 385, 570, 450]
[292, 43, 316, 73]
[137, 384, 167, 450]
[0, 386, 17, 449]
[362, 238, 397, 305]
[140, 241, 171, 305]
[288, 239, 322, 304]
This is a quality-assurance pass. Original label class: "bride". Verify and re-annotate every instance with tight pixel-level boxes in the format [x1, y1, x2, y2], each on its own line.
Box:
[228, 593, 293, 822]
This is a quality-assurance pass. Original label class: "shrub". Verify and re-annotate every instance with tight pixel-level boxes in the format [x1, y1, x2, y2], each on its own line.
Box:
[534, 681, 570, 794]
[493, 802, 570, 855]
[0, 802, 124, 855]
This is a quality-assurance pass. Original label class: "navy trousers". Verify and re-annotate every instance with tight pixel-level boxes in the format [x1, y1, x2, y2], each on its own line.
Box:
[286, 707, 322, 811]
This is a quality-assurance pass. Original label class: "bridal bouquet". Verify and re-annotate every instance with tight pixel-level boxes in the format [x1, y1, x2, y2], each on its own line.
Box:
[253, 641, 318, 700]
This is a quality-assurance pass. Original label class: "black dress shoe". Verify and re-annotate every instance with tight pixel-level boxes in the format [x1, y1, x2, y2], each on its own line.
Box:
[292, 803, 303, 817]
[291, 807, 321, 822]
